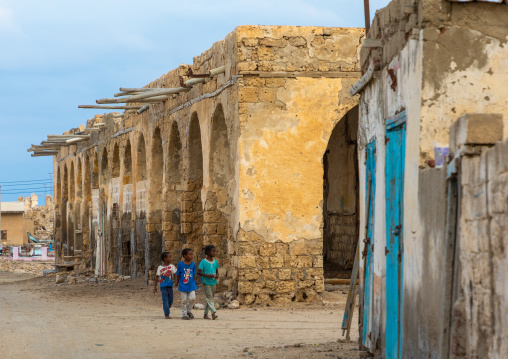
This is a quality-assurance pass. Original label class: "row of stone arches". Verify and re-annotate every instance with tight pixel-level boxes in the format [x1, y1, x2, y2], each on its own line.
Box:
[54, 103, 234, 283]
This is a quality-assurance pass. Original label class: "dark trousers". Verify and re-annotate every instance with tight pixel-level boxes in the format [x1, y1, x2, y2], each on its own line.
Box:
[161, 286, 173, 316]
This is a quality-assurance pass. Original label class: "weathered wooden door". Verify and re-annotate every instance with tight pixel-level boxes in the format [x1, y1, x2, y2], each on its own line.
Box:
[362, 140, 376, 348]
[385, 112, 406, 359]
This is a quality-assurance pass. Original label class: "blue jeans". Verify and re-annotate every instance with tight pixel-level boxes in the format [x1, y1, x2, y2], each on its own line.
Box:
[161, 286, 173, 316]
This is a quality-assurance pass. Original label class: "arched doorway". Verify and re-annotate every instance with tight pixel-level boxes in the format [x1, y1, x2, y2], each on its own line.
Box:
[207, 103, 233, 286]
[323, 105, 359, 278]
[111, 144, 121, 272]
[135, 134, 148, 279]
[122, 140, 133, 275]
[148, 127, 164, 278]
[183, 112, 204, 258]
[165, 122, 183, 259]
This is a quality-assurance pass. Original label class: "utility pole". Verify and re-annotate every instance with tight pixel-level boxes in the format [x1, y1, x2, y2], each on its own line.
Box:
[364, 0, 371, 34]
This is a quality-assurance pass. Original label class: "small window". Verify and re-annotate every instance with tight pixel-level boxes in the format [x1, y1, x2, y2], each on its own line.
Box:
[1, 230, 7, 240]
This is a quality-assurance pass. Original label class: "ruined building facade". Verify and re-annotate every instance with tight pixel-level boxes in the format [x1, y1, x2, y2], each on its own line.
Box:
[355, 0, 508, 358]
[52, 25, 364, 304]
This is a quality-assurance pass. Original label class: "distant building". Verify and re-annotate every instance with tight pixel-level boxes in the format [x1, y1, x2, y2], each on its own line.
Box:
[0, 201, 35, 246]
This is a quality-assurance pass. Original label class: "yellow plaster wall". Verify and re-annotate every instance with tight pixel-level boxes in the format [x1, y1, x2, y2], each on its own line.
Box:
[239, 77, 358, 243]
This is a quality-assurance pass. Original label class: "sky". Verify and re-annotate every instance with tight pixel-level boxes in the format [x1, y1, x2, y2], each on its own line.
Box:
[0, 0, 390, 205]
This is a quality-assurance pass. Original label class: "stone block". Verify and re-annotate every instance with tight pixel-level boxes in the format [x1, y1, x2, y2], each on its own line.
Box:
[242, 38, 258, 47]
[239, 242, 259, 256]
[253, 281, 268, 294]
[450, 114, 503, 151]
[289, 240, 308, 255]
[258, 61, 272, 71]
[257, 257, 270, 269]
[276, 243, 289, 255]
[278, 269, 292, 280]
[237, 62, 257, 72]
[217, 224, 227, 235]
[255, 293, 271, 304]
[244, 270, 261, 281]
[257, 46, 273, 61]
[265, 280, 276, 291]
[239, 87, 259, 103]
[243, 77, 265, 87]
[265, 78, 286, 88]
[313, 255, 323, 268]
[259, 243, 276, 256]
[204, 211, 221, 223]
[263, 270, 276, 281]
[277, 281, 296, 293]
[181, 223, 192, 234]
[315, 279, 325, 293]
[181, 212, 196, 223]
[306, 239, 323, 255]
[238, 293, 255, 305]
[259, 38, 286, 47]
[306, 268, 324, 279]
[238, 280, 253, 293]
[297, 280, 315, 289]
[203, 223, 217, 234]
[288, 36, 307, 47]
[239, 256, 257, 269]
[271, 256, 284, 268]
[284, 256, 297, 268]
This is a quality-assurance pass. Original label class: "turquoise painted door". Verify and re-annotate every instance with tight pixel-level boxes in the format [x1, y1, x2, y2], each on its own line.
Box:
[385, 112, 406, 359]
[362, 140, 376, 348]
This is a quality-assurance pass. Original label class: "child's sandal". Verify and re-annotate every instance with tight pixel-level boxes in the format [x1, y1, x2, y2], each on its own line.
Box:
[204, 314, 211, 320]
[212, 313, 218, 320]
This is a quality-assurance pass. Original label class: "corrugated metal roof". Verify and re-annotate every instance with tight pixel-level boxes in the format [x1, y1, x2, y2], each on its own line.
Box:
[1, 202, 25, 213]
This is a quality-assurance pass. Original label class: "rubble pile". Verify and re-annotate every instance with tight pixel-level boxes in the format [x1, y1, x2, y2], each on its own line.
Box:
[26, 196, 54, 240]
[0, 258, 54, 276]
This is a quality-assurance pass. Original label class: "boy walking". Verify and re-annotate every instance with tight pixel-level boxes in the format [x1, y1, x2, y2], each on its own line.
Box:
[153, 252, 176, 319]
[198, 245, 219, 320]
[175, 248, 198, 320]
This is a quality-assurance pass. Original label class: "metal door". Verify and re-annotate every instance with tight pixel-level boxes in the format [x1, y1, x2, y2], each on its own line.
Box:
[362, 140, 376, 348]
[385, 112, 406, 359]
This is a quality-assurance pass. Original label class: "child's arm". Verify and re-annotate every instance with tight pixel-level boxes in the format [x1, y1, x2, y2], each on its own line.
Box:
[197, 268, 214, 278]
[153, 275, 159, 294]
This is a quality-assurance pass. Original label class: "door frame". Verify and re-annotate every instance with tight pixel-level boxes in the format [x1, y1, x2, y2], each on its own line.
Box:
[384, 111, 406, 359]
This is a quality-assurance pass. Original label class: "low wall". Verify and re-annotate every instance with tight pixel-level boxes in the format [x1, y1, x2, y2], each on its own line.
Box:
[0, 257, 55, 276]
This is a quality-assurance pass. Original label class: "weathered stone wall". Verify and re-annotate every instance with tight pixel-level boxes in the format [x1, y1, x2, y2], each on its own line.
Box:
[51, 25, 363, 304]
[234, 26, 363, 304]
[447, 116, 508, 359]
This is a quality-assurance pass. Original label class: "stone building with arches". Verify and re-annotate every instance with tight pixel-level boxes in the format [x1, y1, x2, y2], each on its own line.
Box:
[50, 25, 364, 304]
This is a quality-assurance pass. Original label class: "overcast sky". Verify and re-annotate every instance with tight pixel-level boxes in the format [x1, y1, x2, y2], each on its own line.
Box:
[0, 0, 390, 204]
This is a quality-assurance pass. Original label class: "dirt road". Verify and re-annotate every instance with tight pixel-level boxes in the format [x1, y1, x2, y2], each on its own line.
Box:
[0, 273, 359, 358]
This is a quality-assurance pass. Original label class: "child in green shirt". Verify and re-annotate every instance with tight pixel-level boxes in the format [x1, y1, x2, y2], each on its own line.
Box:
[198, 245, 219, 320]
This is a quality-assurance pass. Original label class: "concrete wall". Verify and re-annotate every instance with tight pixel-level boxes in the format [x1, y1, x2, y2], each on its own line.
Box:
[52, 25, 363, 304]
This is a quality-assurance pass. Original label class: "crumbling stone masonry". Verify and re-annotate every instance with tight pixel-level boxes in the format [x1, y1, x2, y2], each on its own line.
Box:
[52, 25, 363, 304]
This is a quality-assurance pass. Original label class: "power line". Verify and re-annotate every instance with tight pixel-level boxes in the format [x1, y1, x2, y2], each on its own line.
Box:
[1, 188, 54, 194]
[0, 182, 53, 187]
[0, 179, 53, 184]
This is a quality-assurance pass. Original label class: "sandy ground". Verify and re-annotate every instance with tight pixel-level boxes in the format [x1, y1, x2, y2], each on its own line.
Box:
[0, 272, 359, 359]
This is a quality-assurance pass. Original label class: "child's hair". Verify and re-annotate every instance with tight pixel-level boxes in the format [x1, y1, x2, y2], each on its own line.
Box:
[203, 244, 215, 255]
[182, 248, 192, 257]
[160, 251, 170, 261]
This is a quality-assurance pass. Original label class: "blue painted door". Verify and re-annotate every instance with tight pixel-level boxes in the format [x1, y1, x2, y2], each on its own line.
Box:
[362, 140, 376, 348]
[385, 112, 406, 359]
